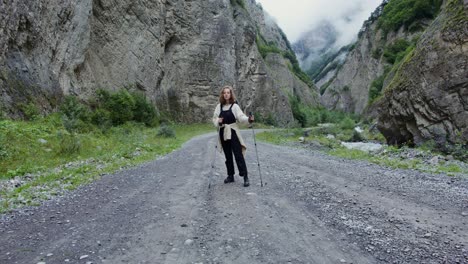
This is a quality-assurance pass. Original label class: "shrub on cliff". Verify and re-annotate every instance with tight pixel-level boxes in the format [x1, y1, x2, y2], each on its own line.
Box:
[378, 0, 443, 35]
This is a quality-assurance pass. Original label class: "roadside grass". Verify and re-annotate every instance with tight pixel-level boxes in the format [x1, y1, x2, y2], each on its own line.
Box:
[256, 126, 468, 177]
[0, 115, 213, 213]
[329, 148, 423, 170]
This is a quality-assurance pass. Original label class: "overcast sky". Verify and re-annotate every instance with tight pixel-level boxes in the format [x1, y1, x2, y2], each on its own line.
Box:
[256, 0, 382, 45]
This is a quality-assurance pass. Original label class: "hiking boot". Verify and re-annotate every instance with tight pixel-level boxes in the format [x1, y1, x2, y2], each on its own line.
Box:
[224, 175, 234, 184]
[243, 176, 250, 187]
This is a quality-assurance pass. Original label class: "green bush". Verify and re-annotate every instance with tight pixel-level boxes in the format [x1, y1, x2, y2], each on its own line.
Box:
[59, 96, 91, 121]
[378, 0, 443, 35]
[283, 51, 314, 87]
[92, 89, 158, 127]
[339, 117, 356, 130]
[449, 144, 468, 161]
[257, 41, 282, 58]
[348, 129, 365, 142]
[91, 108, 112, 130]
[288, 94, 357, 128]
[0, 106, 5, 121]
[256, 33, 313, 87]
[230, 0, 246, 9]
[383, 39, 411, 64]
[289, 95, 307, 127]
[61, 115, 79, 134]
[408, 21, 424, 32]
[108, 89, 136, 125]
[255, 112, 277, 126]
[369, 75, 386, 103]
[131, 92, 158, 127]
[313, 108, 355, 126]
[0, 133, 8, 160]
[59, 96, 91, 133]
[95, 89, 111, 104]
[19, 102, 40, 120]
[157, 124, 176, 138]
[57, 131, 81, 155]
[264, 113, 277, 126]
[60, 96, 88, 121]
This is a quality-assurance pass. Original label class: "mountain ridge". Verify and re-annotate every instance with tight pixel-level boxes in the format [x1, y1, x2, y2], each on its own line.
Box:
[0, 0, 318, 125]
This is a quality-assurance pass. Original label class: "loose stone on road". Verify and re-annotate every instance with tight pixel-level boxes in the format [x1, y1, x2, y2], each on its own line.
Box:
[0, 131, 467, 263]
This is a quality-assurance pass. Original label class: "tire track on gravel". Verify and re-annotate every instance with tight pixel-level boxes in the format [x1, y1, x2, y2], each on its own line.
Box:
[1, 131, 466, 264]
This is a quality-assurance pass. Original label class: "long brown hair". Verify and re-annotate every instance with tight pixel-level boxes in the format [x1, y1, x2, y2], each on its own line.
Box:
[218, 85, 236, 105]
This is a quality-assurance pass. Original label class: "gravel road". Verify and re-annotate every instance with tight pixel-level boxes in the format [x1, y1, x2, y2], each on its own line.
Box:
[0, 131, 467, 264]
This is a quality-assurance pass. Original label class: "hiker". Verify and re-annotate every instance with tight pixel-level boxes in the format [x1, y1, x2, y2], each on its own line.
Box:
[212, 85, 254, 187]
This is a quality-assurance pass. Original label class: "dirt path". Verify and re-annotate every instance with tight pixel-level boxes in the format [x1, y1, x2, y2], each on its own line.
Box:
[0, 131, 467, 263]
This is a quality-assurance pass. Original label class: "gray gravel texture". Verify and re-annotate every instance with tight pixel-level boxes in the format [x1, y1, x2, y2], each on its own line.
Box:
[0, 131, 467, 264]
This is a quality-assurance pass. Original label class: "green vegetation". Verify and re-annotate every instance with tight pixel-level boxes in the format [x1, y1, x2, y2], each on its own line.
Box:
[230, 0, 246, 10]
[0, 115, 213, 213]
[382, 47, 416, 96]
[0, 107, 5, 121]
[443, 0, 468, 44]
[254, 112, 278, 127]
[283, 51, 314, 87]
[257, 126, 467, 176]
[256, 122, 380, 149]
[319, 78, 334, 95]
[256, 33, 314, 87]
[307, 44, 354, 82]
[368, 66, 392, 104]
[289, 93, 357, 128]
[0, 88, 213, 213]
[18, 102, 41, 121]
[368, 75, 386, 104]
[378, 0, 443, 35]
[312, 61, 341, 83]
[256, 34, 282, 58]
[93, 89, 159, 127]
[368, 35, 419, 105]
[157, 124, 176, 138]
[53, 89, 158, 134]
[289, 94, 307, 127]
[329, 147, 422, 169]
[383, 39, 413, 64]
[278, 27, 294, 51]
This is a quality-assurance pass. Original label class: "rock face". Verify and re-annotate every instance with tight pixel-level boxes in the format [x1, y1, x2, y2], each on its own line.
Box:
[377, 0, 468, 147]
[293, 20, 338, 70]
[0, 0, 318, 124]
[318, 1, 390, 114]
[316, 0, 467, 148]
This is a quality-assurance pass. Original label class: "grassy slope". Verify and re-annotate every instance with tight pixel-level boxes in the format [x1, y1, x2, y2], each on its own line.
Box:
[0, 115, 214, 213]
[256, 128, 468, 176]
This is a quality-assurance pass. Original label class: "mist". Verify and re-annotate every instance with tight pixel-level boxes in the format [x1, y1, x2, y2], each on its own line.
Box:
[256, 0, 382, 46]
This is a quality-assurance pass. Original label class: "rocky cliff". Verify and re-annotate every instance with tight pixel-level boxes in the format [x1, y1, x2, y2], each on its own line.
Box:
[318, 1, 390, 114]
[376, 0, 468, 148]
[316, 0, 467, 148]
[0, 0, 318, 124]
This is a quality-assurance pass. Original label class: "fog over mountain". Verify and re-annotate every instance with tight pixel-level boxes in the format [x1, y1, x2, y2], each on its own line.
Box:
[256, 0, 381, 44]
[256, 0, 382, 69]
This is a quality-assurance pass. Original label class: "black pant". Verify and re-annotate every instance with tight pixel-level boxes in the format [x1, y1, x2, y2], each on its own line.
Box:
[220, 128, 247, 177]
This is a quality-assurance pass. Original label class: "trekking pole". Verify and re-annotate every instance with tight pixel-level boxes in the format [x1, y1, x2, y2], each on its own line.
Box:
[249, 112, 264, 187]
[209, 126, 220, 189]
